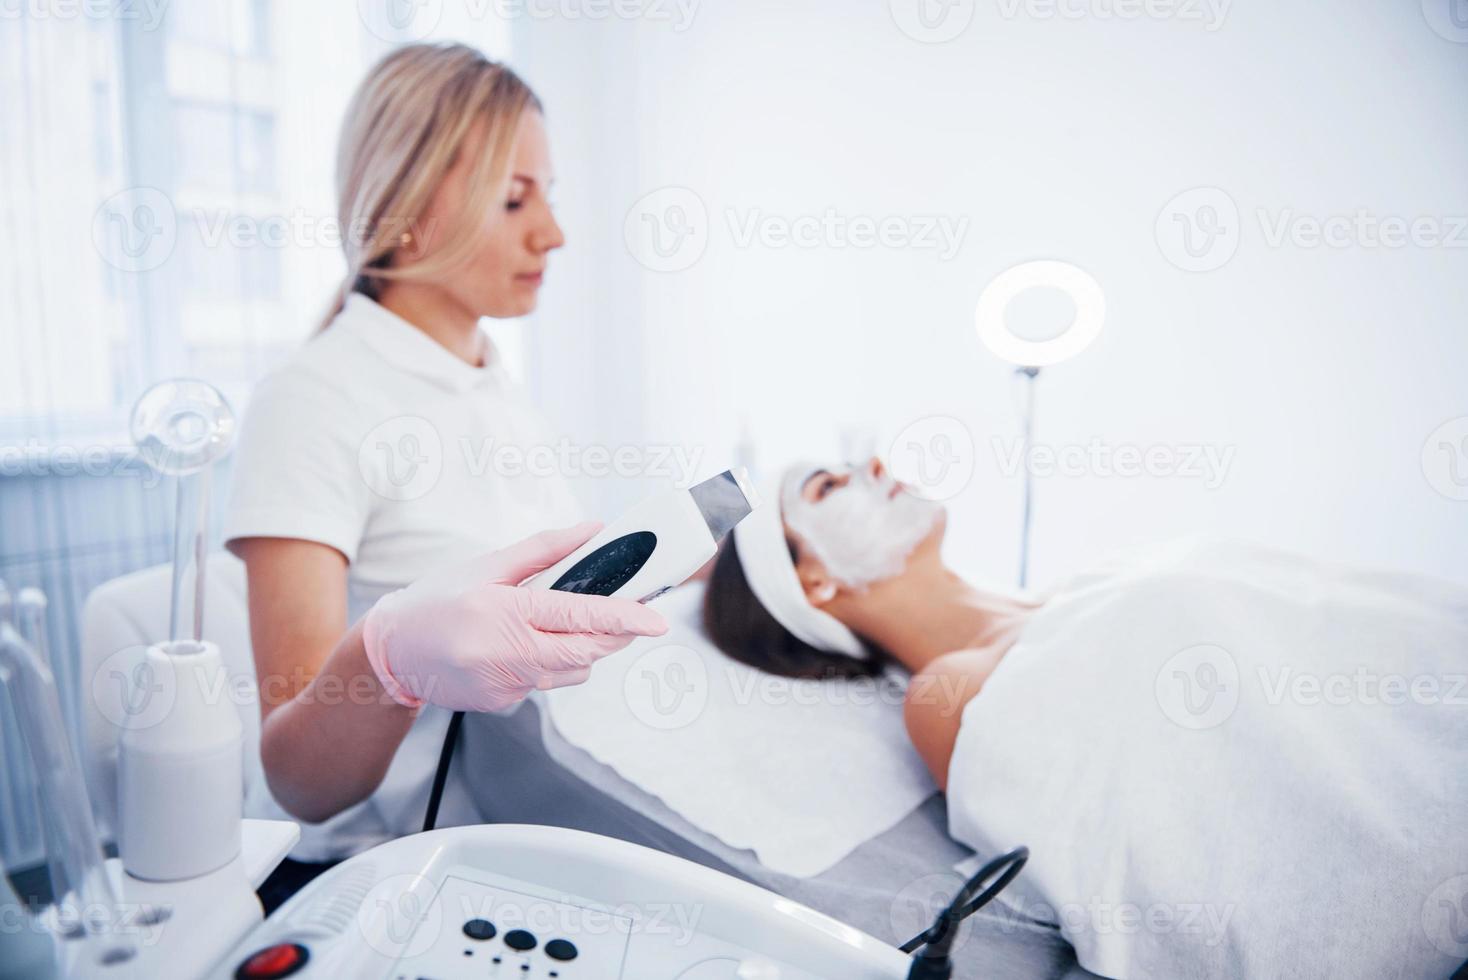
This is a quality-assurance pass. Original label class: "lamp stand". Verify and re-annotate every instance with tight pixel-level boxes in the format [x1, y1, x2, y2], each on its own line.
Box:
[1016, 366, 1040, 589]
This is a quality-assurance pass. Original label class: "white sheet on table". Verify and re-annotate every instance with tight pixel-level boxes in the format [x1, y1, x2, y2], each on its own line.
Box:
[946, 537, 1468, 980]
[543, 582, 936, 878]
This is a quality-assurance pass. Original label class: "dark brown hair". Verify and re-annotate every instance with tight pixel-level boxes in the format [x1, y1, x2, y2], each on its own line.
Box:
[701, 535, 889, 680]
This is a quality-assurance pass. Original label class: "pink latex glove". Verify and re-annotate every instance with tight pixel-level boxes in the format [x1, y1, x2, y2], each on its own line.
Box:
[362, 521, 669, 712]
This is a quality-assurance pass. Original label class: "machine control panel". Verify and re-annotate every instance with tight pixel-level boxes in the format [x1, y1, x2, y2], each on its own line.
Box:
[384, 874, 625, 978]
[216, 825, 910, 980]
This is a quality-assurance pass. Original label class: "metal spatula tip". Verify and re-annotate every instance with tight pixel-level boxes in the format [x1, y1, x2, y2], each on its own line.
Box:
[689, 468, 758, 542]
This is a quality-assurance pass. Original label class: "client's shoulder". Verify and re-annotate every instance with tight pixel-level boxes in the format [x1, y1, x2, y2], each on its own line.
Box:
[903, 648, 1002, 791]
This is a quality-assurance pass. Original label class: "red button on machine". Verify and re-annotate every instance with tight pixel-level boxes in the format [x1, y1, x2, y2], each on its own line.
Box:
[235, 942, 310, 979]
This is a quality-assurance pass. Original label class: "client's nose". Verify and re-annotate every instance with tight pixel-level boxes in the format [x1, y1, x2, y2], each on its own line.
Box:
[865, 456, 885, 481]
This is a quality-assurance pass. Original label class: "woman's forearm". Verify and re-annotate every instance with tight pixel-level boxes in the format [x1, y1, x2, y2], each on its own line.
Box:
[258, 621, 419, 823]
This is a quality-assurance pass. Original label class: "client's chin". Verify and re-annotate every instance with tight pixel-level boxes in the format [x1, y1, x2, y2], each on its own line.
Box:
[829, 505, 946, 606]
[903, 502, 947, 563]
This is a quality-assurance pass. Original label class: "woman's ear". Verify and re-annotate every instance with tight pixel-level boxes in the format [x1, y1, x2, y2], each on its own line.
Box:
[808, 578, 838, 606]
[795, 555, 838, 607]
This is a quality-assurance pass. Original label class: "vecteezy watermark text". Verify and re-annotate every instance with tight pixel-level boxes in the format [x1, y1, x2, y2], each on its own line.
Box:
[1256, 666, 1468, 708]
[357, 417, 706, 503]
[192, 210, 442, 253]
[993, 0, 1231, 31]
[623, 187, 971, 272]
[621, 645, 982, 731]
[0, 441, 164, 487]
[463, 438, 703, 483]
[991, 437, 1236, 489]
[1156, 643, 1468, 731]
[1028, 898, 1235, 946]
[1256, 209, 1468, 251]
[887, 0, 1232, 44]
[1156, 186, 1468, 272]
[1, 0, 170, 30]
[355, 0, 700, 43]
[724, 208, 969, 261]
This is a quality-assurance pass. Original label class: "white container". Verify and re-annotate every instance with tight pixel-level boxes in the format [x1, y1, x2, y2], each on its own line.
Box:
[118, 639, 243, 882]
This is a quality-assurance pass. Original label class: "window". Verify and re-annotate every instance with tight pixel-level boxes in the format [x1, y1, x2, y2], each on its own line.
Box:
[0, 3, 514, 872]
[2, 4, 513, 444]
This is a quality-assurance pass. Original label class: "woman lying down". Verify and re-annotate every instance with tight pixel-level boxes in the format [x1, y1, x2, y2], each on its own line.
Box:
[702, 457, 1468, 980]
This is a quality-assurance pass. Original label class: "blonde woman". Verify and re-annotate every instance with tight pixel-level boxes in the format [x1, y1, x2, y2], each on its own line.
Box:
[223, 44, 667, 865]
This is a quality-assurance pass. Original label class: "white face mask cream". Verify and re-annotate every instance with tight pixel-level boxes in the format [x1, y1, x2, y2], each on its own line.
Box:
[780, 461, 940, 590]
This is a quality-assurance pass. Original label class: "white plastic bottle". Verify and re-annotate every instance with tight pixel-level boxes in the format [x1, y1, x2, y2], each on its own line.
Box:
[117, 639, 243, 881]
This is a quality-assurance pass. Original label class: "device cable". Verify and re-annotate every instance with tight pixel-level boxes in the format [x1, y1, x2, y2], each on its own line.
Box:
[902, 845, 1030, 980]
[422, 709, 464, 833]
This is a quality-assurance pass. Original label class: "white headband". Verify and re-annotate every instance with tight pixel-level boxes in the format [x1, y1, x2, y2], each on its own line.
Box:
[731, 476, 866, 661]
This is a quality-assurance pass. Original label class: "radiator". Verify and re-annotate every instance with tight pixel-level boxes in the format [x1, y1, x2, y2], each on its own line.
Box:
[0, 458, 230, 874]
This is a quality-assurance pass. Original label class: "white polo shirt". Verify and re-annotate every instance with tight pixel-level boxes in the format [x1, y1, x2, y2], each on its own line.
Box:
[223, 292, 583, 860]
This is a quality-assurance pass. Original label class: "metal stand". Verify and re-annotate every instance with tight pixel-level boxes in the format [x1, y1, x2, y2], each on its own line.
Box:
[1016, 366, 1040, 589]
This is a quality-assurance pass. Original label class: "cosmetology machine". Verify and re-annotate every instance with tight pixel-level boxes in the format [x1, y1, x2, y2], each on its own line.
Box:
[212, 824, 1027, 980]
[2, 386, 1027, 978]
[0, 380, 300, 979]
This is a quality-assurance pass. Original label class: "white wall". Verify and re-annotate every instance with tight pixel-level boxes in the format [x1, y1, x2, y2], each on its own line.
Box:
[517, 1, 1468, 587]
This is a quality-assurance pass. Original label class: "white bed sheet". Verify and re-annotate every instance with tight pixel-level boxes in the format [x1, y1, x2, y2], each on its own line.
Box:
[544, 583, 936, 878]
[947, 537, 1468, 979]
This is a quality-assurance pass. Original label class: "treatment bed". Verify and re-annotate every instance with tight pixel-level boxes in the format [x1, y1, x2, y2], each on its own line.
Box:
[458, 583, 1095, 979]
[80, 556, 1092, 978]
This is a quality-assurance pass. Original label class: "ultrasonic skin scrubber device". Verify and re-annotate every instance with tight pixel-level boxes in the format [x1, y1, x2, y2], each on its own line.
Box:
[523, 468, 759, 601]
[419, 469, 760, 833]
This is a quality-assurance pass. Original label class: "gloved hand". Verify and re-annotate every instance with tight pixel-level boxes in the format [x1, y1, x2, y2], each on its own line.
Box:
[362, 521, 668, 712]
